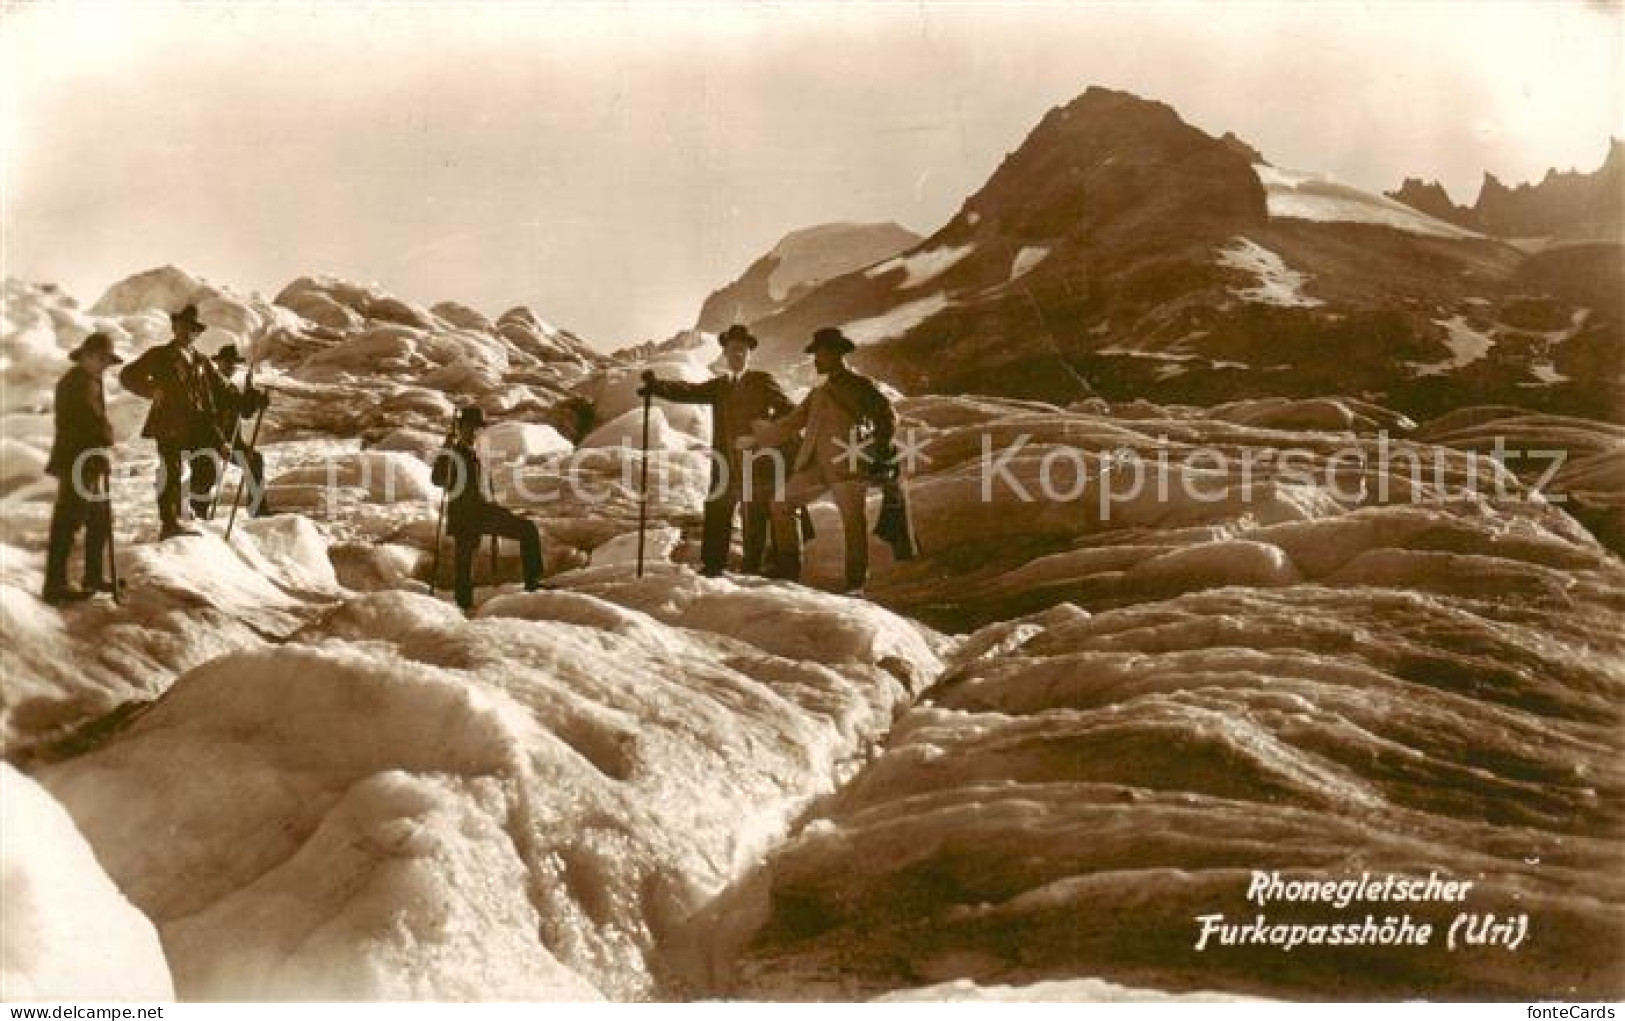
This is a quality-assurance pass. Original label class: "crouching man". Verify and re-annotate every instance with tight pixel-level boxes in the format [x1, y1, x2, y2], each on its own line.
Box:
[42, 332, 122, 605]
[430, 406, 545, 611]
[755, 327, 897, 594]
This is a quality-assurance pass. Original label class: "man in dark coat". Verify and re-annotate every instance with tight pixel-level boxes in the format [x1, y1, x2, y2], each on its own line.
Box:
[637, 324, 794, 577]
[43, 332, 122, 605]
[430, 406, 545, 611]
[210, 345, 272, 518]
[755, 327, 897, 593]
[117, 304, 231, 538]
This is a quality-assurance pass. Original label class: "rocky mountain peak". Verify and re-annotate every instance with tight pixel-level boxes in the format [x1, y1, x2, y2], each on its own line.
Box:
[949, 86, 1267, 243]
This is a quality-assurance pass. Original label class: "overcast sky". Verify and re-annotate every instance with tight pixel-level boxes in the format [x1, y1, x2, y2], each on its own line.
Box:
[4, 1, 1621, 347]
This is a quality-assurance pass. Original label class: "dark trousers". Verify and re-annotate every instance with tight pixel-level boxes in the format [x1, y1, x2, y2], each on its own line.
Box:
[45, 476, 111, 594]
[770, 474, 869, 590]
[451, 504, 543, 610]
[157, 441, 223, 526]
[701, 491, 771, 575]
[223, 446, 268, 518]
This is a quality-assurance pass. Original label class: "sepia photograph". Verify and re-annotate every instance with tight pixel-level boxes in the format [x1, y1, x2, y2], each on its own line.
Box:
[1, 0, 1622, 1007]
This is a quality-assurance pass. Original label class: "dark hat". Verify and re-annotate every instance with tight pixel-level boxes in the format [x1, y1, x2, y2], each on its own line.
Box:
[170, 304, 203, 332]
[213, 344, 246, 368]
[68, 332, 123, 365]
[718, 324, 758, 350]
[455, 405, 486, 429]
[804, 326, 856, 356]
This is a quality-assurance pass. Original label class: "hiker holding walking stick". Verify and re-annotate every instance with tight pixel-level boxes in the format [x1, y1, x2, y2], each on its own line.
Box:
[42, 333, 122, 606]
[429, 406, 545, 611]
[637, 325, 794, 579]
[117, 305, 233, 540]
[210, 345, 273, 527]
[429, 456, 451, 598]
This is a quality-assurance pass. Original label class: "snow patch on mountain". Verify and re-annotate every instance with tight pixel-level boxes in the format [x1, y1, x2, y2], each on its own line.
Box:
[763, 223, 921, 302]
[1416, 315, 1497, 374]
[1009, 246, 1051, 282]
[867, 244, 975, 289]
[1216, 238, 1323, 308]
[1256, 164, 1483, 239]
[841, 294, 951, 345]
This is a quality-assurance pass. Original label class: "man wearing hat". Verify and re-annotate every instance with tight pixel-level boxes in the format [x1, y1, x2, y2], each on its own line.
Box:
[430, 405, 545, 611]
[209, 345, 272, 517]
[43, 332, 122, 605]
[118, 304, 232, 538]
[753, 326, 897, 593]
[637, 324, 793, 577]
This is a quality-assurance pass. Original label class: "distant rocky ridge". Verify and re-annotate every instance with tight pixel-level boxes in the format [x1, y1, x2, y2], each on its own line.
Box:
[1387, 138, 1624, 241]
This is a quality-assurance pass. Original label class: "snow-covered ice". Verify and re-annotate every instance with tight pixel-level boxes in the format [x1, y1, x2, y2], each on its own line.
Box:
[4, 271, 1621, 1003]
[711, 395, 1625, 1001]
[481, 421, 574, 462]
[36, 577, 943, 999]
[1, 764, 173, 1001]
[1, 516, 345, 754]
[580, 404, 708, 451]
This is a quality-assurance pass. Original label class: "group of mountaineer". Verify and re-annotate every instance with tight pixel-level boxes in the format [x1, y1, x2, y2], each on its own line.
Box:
[637, 324, 903, 592]
[426, 322, 909, 611]
[42, 305, 269, 606]
[42, 308, 910, 612]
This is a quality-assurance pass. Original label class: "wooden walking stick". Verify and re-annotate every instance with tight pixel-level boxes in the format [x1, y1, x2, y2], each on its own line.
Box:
[636, 374, 654, 578]
[428, 422, 454, 597]
[484, 433, 499, 592]
[99, 471, 122, 606]
[428, 486, 449, 598]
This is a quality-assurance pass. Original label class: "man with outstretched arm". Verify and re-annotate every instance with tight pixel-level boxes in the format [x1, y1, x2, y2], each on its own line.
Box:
[754, 327, 897, 594]
[42, 332, 123, 605]
[637, 324, 794, 577]
[430, 406, 545, 611]
[210, 345, 273, 518]
[117, 304, 231, 538]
